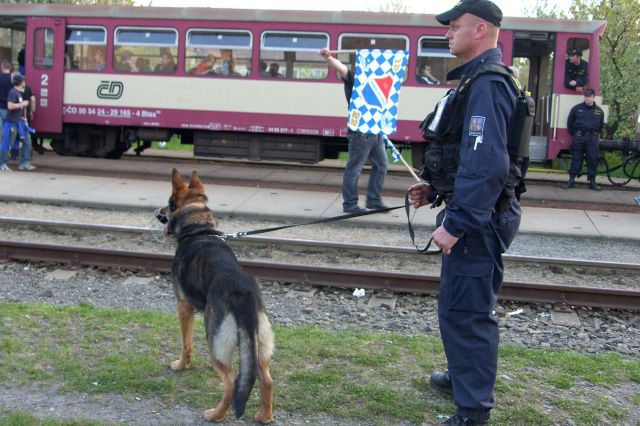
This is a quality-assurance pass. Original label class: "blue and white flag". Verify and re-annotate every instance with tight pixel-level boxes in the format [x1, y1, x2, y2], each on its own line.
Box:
[383, 135, 402, 163]
[347, 49, 409, 135]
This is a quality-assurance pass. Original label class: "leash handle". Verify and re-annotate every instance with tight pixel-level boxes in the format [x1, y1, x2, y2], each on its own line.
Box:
[404, 193, 442, 255]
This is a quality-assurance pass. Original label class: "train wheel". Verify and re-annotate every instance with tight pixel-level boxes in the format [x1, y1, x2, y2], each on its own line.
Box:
[50, 139, 72, 156]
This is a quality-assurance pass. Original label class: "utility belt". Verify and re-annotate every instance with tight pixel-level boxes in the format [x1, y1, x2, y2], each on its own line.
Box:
[575, 130, 597, 137]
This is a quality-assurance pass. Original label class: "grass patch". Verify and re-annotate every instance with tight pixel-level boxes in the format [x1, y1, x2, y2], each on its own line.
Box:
[0, 302, 638, 425]
[0, 409, 103, 426]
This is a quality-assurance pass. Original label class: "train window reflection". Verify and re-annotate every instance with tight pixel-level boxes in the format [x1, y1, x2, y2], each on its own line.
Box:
[33, 27, 54, 70]
[114, 27, 178, 74]
[186, 29, 251, 77]
[65, 26, 106, 71]
[417, 36, 458, 85]
[260, 31, 329, 79]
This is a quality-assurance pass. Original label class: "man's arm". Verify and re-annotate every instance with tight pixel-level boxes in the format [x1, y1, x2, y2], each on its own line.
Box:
[320, 48, 348, 80]
[567, 106, 576, 135]
[564, 61, 575, 88]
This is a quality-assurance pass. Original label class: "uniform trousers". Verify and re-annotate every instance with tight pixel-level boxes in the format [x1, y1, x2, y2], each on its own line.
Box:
[568, 135, 599, 180]
[438, 200, 521, 422]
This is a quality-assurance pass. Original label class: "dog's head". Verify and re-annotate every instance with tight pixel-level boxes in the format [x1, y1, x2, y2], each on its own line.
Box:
[156, 168, 217, 236]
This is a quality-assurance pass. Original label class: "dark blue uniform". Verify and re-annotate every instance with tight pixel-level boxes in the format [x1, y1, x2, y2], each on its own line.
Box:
[564, 59, 588, 90]
[567, 101, 604, 181]
[438, 48, 521, 422]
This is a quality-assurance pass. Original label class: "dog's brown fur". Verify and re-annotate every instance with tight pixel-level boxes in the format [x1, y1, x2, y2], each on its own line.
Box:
[159, 168, 274, 423]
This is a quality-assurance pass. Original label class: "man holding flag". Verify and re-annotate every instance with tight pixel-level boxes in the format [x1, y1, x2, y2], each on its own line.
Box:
[320, 47, 392, 214]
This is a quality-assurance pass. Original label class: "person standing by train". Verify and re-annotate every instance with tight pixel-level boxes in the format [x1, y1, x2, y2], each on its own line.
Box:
[407, 1, 520, 424]
[319, 48, 389, 213]
[563, 88, 605, 191]
[0, 74, 35, 171]
[0, 59, 14, 170]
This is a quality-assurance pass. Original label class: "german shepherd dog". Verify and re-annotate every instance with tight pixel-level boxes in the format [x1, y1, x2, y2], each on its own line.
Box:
[157, 168, 274, 423]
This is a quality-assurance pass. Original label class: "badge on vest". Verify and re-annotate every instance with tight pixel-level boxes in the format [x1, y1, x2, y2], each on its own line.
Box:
[469, 115, 485, 137]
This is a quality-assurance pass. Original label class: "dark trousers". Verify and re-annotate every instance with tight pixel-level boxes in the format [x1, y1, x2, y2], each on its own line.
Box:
[568, 135, 599, 180]
[438, 201, 521, 421]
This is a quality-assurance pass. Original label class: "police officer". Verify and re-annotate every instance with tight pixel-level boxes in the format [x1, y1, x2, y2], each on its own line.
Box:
[408, 1, 521, 425]
[564, 88, 605, 191]
[564, 48, 589, 93]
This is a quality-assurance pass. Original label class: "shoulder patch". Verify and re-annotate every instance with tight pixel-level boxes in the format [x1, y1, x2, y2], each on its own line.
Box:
[469, 116, 485, 136]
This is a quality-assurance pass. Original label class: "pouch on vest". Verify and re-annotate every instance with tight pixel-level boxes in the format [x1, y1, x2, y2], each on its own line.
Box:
[419, 88, 463, 193]
[419, 89, 458, 143]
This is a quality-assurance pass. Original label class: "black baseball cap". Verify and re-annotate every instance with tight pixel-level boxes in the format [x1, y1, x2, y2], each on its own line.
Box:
[584, 88, 595, 96]
[436, 0, 503, 27]
[569, 48, 582, 57]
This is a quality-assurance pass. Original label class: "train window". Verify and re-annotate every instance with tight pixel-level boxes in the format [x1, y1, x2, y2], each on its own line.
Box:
[33, 28, 54, 70]
[417, 36, 459, 85]
[114, 27, 178, 74]
[260, 31, 329, 79]
[566, 37, 590, 62]
[186, 29, 252, 77]
[65, 26, 106, 71]
[337, 33, 409, 78]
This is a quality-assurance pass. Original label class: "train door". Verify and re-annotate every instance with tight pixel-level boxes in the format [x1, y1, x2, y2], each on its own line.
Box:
[511, 30, 555, 163]
[26, 16, 65, 134]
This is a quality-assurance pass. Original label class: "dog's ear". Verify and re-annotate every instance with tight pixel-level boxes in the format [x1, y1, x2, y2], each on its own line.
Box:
[172, 168, 187, 192]
[188, 170, 205, 194]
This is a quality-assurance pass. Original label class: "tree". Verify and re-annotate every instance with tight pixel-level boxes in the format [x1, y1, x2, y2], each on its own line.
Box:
[527, 0, 640, 139]
[378, 0, 409, 13]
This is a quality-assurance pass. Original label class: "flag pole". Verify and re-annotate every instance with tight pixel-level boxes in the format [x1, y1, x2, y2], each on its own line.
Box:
[328, 49, 358, 54]
[383, 135, 421, 182]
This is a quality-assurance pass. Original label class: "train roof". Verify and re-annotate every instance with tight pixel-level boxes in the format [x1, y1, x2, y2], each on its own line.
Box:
[0, 4, 606, 34]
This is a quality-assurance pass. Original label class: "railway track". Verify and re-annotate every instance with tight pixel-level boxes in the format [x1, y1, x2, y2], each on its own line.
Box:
[1, 237, 638, 311]
[3, 216, 639, 272]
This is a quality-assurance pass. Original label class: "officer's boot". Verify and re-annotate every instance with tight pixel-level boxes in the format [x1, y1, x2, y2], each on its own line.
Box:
[589, 179, 602, 191]
[562, 176, 575, 189]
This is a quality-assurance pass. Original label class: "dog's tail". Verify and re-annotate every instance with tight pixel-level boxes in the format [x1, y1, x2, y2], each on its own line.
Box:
[232, 294, 259, 418]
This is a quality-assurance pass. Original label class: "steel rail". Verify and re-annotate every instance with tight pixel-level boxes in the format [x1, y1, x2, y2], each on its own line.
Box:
[2, 217, 639, 272]
[0, 240, 638, 311]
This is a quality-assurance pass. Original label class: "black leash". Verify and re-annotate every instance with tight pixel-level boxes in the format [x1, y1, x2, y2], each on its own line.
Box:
[222, 204, 404, 240]
[221, 195, 442, 256]
[403, 193, 442, 255]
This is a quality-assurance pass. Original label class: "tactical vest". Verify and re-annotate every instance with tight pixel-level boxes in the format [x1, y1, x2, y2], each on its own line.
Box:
[419, 63, 534, 211]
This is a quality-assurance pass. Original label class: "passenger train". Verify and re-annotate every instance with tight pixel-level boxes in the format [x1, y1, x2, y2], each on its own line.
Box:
[0, 4, 607, 166]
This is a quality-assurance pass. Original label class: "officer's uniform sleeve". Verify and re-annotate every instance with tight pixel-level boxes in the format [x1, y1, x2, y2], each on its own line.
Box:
[564, 60, 573, 88]
[567, 106, 576, 135]
[442, 75, 514, 237]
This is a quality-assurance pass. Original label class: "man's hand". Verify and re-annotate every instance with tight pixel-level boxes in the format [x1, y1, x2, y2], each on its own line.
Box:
[407, 181, 433, 209]
[319, 48, 331, 60]
[432, 225, 459, 255]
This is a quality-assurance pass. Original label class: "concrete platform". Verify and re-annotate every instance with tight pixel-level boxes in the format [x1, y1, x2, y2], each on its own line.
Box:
[1, 152, 640, 240]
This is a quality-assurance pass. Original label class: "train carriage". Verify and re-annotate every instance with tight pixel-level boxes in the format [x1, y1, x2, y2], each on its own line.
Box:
[0, 4, 606, 165]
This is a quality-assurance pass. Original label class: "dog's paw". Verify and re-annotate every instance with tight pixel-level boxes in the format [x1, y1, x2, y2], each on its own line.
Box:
[203, 408, 227, 422]
[170, 359, 190, 371]
[254, 412, 274, 424]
